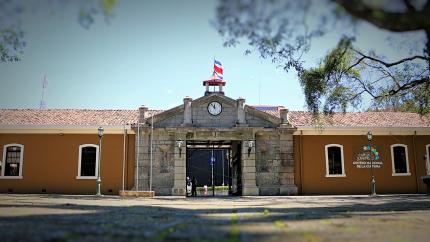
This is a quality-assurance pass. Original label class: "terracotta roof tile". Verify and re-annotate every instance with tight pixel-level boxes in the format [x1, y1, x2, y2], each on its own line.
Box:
[0, 108, 429, 128]
[0, 109, 139, 126]
[287, 111, 430, 127]
[252, 105, 430, 127]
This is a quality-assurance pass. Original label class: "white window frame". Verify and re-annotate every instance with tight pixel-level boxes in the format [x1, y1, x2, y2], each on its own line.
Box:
[390, 144, 411, 176]
[426, 144, 430, 175]
[1, 144, 24, 179]
[325, 144, 346, 177]
[76, 144, 99, 179]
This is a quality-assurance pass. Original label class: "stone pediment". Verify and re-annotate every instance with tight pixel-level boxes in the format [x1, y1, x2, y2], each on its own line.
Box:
[191, 94, 237, 108]
[144, 94, 281, 128]
[247, 107, 281, 127]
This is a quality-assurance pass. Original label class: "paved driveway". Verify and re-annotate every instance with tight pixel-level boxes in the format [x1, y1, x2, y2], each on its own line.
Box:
[1, 194, 430, 242]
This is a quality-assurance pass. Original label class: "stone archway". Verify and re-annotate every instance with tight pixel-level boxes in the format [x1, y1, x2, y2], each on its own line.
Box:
[185, 141, 238, 196]
[171, 129, 259, 196]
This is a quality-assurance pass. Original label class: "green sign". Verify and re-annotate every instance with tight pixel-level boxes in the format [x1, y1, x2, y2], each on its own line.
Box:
[353, 145, 383, 169]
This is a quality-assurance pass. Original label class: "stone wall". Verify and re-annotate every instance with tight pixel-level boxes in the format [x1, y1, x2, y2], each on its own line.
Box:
[255, 131, 280, 195]
[136, 127, 297, 196]
[154, 113, 183, 128]
[136, 128, 175, 195]
[246, 116, 278, 128]
[278, 128, 297, 195]
[135, 94, 297, 196]
[151, 96, 279, 129]
[192, 101, 236, 128]
[255, 128, 297, 195]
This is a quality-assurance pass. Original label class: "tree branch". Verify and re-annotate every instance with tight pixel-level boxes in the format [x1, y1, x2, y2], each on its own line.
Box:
[376, 77, 430, 98]
[347, 89, 366, 102]
[351, 76, 377, 98]
[334, 0, 430, 32]
[352, 49, 428, 67]
[360, 61, 398, 86]
[346, 56, 366, 72]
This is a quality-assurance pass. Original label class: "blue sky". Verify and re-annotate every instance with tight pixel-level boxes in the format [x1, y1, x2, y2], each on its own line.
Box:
[0, 0, 423, 111]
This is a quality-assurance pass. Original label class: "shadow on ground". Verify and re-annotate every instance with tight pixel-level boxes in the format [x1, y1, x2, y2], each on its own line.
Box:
[1, 195, 430, 242]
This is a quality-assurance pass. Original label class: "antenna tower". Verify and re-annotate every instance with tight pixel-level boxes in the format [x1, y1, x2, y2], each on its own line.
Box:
[39, 75, 48, 109]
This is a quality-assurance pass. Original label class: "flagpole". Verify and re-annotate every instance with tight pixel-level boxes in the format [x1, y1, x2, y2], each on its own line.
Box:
[211, 148, 214, 196]
[222, 150, 224, 186]
[213, 56, 216, 93]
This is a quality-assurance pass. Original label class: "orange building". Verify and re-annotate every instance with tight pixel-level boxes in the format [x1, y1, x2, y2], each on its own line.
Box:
[0, 110, 137, 195]
[290, 112, 430, 195]
[1, 93, 429, 195]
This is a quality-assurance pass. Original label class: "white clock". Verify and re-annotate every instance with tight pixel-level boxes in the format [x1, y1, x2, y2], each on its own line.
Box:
[207, 101, 222, 116]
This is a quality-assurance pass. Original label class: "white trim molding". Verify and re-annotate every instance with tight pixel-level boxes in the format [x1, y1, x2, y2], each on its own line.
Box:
[426, 144, 430, 176]
[294, 126, 430, 136]
[390, 144, 411, 176]
[325, 144, 346, 177]
[0, 176, 23, 179]
[76, 144, 99, 180]
[0, 124, 134, 134]
[1, 143, 24, 179]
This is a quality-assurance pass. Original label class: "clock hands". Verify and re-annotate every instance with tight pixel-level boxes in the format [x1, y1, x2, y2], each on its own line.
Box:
[208, 101, 221, 116]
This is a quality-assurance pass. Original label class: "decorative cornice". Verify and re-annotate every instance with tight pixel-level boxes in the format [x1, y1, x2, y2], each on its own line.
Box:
[294, 126, 430, 135]
[0, 125, 134, 134]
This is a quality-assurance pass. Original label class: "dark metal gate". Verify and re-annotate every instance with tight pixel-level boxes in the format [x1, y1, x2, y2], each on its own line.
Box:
[185, 141, 242, 197]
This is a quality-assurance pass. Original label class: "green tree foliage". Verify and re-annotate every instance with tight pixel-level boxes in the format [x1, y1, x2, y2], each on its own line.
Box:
[300, 38, 360, 113]
[215, 0, 430, 115]
[0, 0, 117, 63]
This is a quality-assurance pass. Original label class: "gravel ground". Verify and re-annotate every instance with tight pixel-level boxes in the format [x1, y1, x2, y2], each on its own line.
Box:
[0, 194, 429, 242]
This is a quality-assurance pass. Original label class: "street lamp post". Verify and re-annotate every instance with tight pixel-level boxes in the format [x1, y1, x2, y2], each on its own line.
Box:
[367, 131, 376, 196]
[96, 127, 104, 196]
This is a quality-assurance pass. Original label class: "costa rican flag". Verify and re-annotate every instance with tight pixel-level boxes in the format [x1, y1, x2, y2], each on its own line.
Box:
[213, 59, 223, 79]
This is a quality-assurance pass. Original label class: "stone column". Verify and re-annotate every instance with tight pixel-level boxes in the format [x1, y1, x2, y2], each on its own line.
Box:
[172, 132, 186, 196]
[236, 97, 247, 126]
[135, 126, 150, 191]
[139, 105, 148, 124]
[241, 139, 259, 195]
[278, 128, 298, 195]
[182, 96, 192, 126]
[279, 108, 291, 127]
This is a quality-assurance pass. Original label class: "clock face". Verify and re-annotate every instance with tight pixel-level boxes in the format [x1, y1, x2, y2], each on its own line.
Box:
[207, 101, 222, 116]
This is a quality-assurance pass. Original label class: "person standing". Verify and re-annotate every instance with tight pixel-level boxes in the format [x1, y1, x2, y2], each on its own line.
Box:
[186, 176, 191, 197]
[192, 176, 197, 196]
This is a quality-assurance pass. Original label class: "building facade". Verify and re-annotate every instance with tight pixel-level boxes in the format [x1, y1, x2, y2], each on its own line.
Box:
[1, 83, 430, 195]
[0, 110, 137, 195]
[135, 93, 297, 196]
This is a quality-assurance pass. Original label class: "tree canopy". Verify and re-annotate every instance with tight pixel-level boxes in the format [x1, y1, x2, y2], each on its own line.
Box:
[0, 0, 117, 63]
[214, 0, 430, 115]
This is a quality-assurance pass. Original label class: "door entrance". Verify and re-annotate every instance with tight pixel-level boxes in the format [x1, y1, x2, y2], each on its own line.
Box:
[186, 141, 242, 197]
